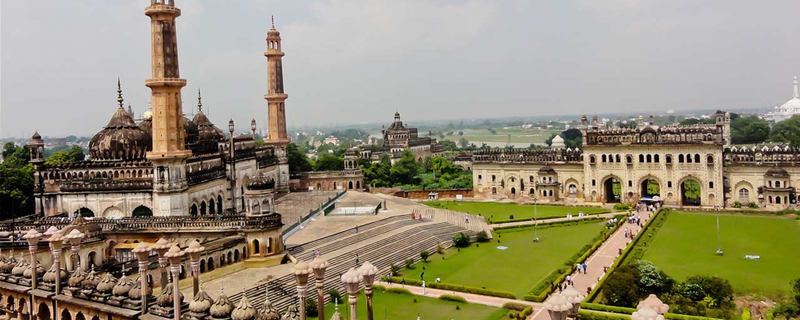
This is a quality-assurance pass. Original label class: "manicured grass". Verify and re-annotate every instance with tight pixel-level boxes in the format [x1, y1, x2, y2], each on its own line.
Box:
[401, 221, 606, 297]
[423, 201, 610, 222]
[307, 289, 509, 320]
[641, 211, 800, 297]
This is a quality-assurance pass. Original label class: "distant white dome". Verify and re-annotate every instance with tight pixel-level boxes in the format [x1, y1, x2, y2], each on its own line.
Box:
[764, 76, 800, 123]
[551, 135, 565, 148]
[142, 110, 153, 120]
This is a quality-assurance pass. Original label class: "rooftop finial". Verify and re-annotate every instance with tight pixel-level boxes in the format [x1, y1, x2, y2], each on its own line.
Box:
[117, 78, 124, 108]
[197, 88, 203, 112]
[271, 15, 275, 28]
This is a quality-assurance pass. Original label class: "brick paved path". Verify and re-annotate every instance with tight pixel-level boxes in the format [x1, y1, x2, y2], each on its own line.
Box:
[531, 209, 652, 320]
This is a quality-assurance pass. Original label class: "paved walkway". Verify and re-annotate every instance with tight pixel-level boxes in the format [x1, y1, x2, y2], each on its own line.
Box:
[531, 209, 653, 320]
[382, 281, 540, 309]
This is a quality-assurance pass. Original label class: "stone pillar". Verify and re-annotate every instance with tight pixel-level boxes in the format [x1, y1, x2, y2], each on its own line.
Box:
[165, 245, 186, 320]
[310, 257, 328, 320]
[133, 242, 152, 315]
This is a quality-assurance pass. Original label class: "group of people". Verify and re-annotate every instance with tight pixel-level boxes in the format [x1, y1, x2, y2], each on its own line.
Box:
[635, 202, 659, 212]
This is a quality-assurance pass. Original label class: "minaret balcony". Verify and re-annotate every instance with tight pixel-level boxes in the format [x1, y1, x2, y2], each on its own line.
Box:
[145, 78, 187, 88]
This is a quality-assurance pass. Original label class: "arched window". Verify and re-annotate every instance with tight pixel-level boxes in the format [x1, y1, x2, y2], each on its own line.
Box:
[654, 154, 660, 163]
[769, 180, 773, 188]
[769, 196, 773, 203]
[253, 240, 260, 254]
[647, 154, 652, 163]
[590, 156, 596, 164]
[776, 196, 781, 204]
[707, 155, 714, 164]
[602, 155, 607, 162]
[738, 188, 749, 202]
[694, 154, 701, 163]
[678, 154, 684, 163]
[200, 202, 207, 215]
[775, 181, 780, 188]
[616, 154, 621, 162]
[686, 154, 693, 163]
[709, 182, 714, 188]
[209, 199, 216, 215]
[666, 155, 672, 164]
[626, 156, 632, 163]
[132, 206, 153, 217]
[217, 195, 223, 214]
[639, 154, 645, 163]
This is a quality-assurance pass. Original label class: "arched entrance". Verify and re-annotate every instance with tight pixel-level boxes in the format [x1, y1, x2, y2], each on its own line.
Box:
[603, 177, 621, 203]
[75, 207, 94, 217]
[61, 309, 72, 320]
[132, 205, 153, 217]
[37, 303, 51, 320]
[200, 202, 207, 215]
[209, 199, 216, 215]
[217, 195, 223, 214]
[640, 178, 660, 198]
[190, 204, 198, 216]
[348, 181, 354, 189]
[681, 179, 701, 206]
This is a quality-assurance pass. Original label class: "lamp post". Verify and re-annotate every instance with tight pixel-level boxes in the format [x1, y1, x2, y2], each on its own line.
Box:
[532, 197, 540, 242]
[48, 231, 64, 294]
[637, 294, 669, 315]
[153, 238, 171, 291]
[23, 229, 42, 290]
[292, 261, 310, 320]
[543, 293, 572, 320]
[341, 268, 361, 320]
[229, 119, 237, 214]
[133, 242, 152, 315]
[309, 256, 329, 320]
[185, 240, 205, 297]
[251, 119, 257, 138]
[562, 285, 585, 318]
[359, 262, 378, 320]
[65, 229, 85, 271]
[164, 245, 186, 320]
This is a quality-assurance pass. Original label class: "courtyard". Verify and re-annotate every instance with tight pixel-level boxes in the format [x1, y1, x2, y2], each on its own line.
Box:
[308, 289, 509, 320]
[400, 220, 607, 297]
[641, 211, 800, 297]
[423, 200, 610, 223]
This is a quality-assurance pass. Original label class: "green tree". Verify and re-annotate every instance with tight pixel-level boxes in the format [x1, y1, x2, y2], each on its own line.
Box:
[420, 250, 430, 262]
[2, 143, 30, 168]
[731, 116, 770, 144]
[45, 145, 85, 166]
[770, 115, 800, 147]
[439, 139, 458, 151]
[458, 137, 469, 148]
[602, 264, 640, 307]
[0, 163, 35, 219]
[313, 152, 344, 171]
[390, 150, 421, 186]
[287, 143, 313, 173]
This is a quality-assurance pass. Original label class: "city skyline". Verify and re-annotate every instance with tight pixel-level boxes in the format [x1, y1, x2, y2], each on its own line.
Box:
[2, 0, 800, 138]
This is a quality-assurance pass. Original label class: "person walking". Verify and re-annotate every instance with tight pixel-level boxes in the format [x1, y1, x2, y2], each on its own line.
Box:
[582, 262, 587, 274]
[355, 224, 359, 233]
[566, 275, 572, 286]
[355, 254, 360, 266]
[400, 278, 405, 288]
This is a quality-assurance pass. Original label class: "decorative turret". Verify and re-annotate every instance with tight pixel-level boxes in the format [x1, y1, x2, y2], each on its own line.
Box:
[231, 295, 256, 320]
[256, 288, 280, 320]
[210, 286, 234, 319]
[28, 131, 45, 164]
[185, 284, 214, 320]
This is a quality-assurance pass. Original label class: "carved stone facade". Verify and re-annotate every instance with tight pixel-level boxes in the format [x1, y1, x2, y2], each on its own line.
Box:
[474, 111, 800, 209]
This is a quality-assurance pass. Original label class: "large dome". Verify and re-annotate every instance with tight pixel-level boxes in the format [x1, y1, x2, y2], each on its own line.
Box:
[191, 92, 224, 154]
[138, 112, 199, 149]
[90, 107, 152, 161]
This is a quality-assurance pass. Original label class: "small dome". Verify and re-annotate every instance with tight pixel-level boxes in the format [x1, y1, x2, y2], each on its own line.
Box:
[766, 166, 789, 177]
[138, 116, 198, 148]
[210, 288, 234, 318]
[96, 272, 119, 293]
[23, 261, 44, 279]
[42, 263, 67, 284]
[156, 279, 184, 307]
[67, 267, 87, 288]
[539, 165, 556, 174]
[247, 173, 275, 191]
[11, 256, 29, 276]
[192, 109, 225, 153]
[128, 276, 151, 300]
[90, 107, 152, 161]
[32, 132, 42, 140]
[112, 273, 135, 297]
[641, 126, 657, 134]
[81, 268, 101, 290]
[257, 294, 280, 320]
[189, 285, 214, 313]
[231, 295, 257, 320]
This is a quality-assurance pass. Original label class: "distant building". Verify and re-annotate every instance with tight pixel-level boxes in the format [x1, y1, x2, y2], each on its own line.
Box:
[360, 112, 443, 163]
[550, 135, 565, 148]
[764, 76, 800, 123]
[322, 135, 340, 146]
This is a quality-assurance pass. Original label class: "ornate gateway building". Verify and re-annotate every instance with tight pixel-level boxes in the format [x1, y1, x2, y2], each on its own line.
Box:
[474, 111, 800, 209]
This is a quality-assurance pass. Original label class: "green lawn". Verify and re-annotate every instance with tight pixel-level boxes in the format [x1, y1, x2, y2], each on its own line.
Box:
[642, 212, 800, 297]
[307, 289, 509, 320]
[401, 221, 606, 297]
[423, 201, 610, 222]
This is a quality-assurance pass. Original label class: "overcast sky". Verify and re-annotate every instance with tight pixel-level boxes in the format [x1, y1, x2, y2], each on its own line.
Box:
[2, 0, 799, 139]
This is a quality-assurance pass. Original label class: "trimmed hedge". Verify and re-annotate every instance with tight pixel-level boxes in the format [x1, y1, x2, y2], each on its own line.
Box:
[492, 210, 611, 224]
[577, 310, 630, 320]
[502, 302, 530, 311]
[495, 216, 609, 232]
[581, 302, 636, 314]
[380, 276, 516, 299]
[372, 284, 386, 291]
[385, 287, 412, 295]
[438, 294, 467, 303]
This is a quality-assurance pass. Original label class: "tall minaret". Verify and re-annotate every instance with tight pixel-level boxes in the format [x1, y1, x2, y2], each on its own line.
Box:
[264, 17, 290, 192]
[793, 76, 799, 99]
[145, 0, 192, 216]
